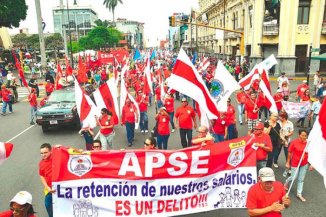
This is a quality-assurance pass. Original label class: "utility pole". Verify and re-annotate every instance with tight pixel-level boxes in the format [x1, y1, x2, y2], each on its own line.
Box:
[223, 0, 226, 60]
[35, 0, 47, 68]
[66, 0, 74, 68]
[60, 0, 68, 60]
[307, 44, 312, 85]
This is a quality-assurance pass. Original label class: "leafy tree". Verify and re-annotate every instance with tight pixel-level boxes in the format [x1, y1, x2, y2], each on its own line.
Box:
[93, 19, 111, 28]
[12, 33, 28, 49]
[108, 27, 122, 48]
[27, 34, 40, 51]
[0, 0, 28, 28]
[68, 41, 82, 53]
[45, 33, 63, 59]
[103, 0, 123, 23]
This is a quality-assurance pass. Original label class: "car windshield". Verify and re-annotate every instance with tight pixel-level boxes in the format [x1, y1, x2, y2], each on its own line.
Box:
[48, 91, 75, 103]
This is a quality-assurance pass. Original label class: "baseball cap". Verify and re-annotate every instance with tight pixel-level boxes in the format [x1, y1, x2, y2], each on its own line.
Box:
[160, 107, 166, 111]
[303, 80, 307, 83]
[10, 191, 32, 205]
[259, 167, 276, 182]
[253, 122, 264, 130]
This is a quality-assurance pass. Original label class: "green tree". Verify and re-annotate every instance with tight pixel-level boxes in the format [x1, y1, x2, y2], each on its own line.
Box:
[108, 27, 122, 48]
[0, 0, 28, 28]
[12, 33, 28, 49]
[93, 19, 111, 28]
[45, 33, 63, 59]
[68, 41, 82, 53]
[103, 0, 123, 24]
[27, 34, 40, 51]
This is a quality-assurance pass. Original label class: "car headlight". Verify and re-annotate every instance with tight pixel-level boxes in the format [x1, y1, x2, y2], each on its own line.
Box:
[36, 116, 43, 120]
[65, 113, 74, 118]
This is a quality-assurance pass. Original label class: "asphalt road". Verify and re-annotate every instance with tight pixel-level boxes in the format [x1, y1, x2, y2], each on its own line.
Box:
[0, 77, 325, 217]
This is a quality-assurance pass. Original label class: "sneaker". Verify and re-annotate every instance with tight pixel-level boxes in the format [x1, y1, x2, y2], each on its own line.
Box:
[128, 143, 133, 147]
[141, 130, 144, 133]
[259, 119, 262, 122]
[172, 128, 175, 133]
[273, 163, 279, 168]
[9, 111, 12, 114]
[145, 130, 148, 133]
[240, 122, 243, 125]
[1, 113, 5, 116]
[297, 195, 306, 202]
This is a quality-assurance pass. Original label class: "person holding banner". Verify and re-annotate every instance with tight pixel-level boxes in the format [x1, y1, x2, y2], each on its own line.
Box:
[192, 126, 214, 146]
[308, 96, 324, 126]
[0, 191, 37, 217]
[247, 167, 291, 217]
[96, 108, 115, 150]
[296, 89, 311, 128]
[39, 143, 54, 217]
[284, 129, 313, 202]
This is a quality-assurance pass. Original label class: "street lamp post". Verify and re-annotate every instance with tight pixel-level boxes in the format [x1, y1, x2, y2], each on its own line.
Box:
[66, 0, 74, 68]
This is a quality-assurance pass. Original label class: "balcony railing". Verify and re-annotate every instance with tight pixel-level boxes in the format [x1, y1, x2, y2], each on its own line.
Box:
[263, 23, 279, 35]
[225, 31, 240, 39]
[322, 21, 326, 34]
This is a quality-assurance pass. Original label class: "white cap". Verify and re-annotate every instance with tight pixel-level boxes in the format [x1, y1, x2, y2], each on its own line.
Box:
[10, 191, 32, 205]
[303, 80, 307, 83]
[259, 167, 276, 182]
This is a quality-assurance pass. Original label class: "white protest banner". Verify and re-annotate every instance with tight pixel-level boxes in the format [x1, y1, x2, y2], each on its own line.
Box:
[281, 101, 311, 118]
[52, 136, 257, 217]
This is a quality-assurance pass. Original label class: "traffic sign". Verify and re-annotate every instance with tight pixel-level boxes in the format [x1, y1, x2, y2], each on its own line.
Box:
[311, 48, 320, 52]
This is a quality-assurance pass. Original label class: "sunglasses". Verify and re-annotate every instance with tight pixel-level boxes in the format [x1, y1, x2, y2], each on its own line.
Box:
[93, 146, 101, 149]
[10, 207, 25, 213]
[181, 101, 187, 103]
[144, 142, 151, 146]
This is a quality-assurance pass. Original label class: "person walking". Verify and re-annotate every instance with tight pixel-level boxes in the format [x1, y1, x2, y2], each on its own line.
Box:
[27, 88, 38, 125]
[136, 90, 149, 133]
[163, 93, 176, 132]
[175, 98, 197, 148]
[39, 143, 54, 217]
[236, 88, 246, 125]
[264, 112, 281, 168]
[296, 89, 311, 128]
[155, 107, 170, 150]
[244, 92, 260, 135]
[247, 167, 291, 217]
[225, 98, 237, 140]
[284, 129, 313, 202]
[79, 126, 94, 151]
[121, 98, 138, 147]
[278, 111, 294, 165]
[0, 85, 13, 115]
[28, 75, 39, 97]
[96, 108, 115, 150]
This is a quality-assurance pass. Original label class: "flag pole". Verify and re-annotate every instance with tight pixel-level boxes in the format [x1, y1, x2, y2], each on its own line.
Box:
[286, 140, 310, 197]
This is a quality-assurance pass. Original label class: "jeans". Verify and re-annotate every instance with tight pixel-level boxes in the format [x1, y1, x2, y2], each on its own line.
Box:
[213, 134, 225, 143]
[157, 134, 170, 150]
[179, 128, 193, 148]
[297, 117, 305, 127]
[126, 122, 135, 144]
[44, 192, 53, 217]
[168, 112, 175, 129]
[148, 92, 152, 105]
[100, 131, 115, 150]
[237, 104, 244, 123]
[227, 124, 236, 140]
[30, 106, 37, 122]
[139, 112, 148, 131]
[2, 101, 12, 113]
[285, 164, 309, 196]
[156, 100, 163, 110]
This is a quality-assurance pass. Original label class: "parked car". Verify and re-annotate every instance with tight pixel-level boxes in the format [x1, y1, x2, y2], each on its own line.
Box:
[35, 86, 80, 132]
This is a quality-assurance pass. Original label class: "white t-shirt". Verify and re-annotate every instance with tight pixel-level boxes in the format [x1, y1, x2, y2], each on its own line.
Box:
[277, 76, 289, 88]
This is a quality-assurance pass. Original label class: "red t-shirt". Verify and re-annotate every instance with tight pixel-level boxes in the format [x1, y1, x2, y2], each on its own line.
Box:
[155, 87, 161, 101]
[289, 138, 308, 167]
[101, 71, 107, 80]
[0, 210, 37, 217]
[175, 105, 196, 129]
[28, 93, 38, 107]
[301, 95, 310, 102]
[45, 83, 54, 93]
[212, 118, 229, 135]
[246, 181, 286, 217]
[156, 114, 170, 135]
[245, 100, 259, 119]
[122, 104, 137, 124]
[225, 105, 236, 124]
[164, 97, 174, 113]
[100, 115, 114, 135]
[39, 156, 52, 188]
[236, 91, 246, 104]
[0, 89, 11, 102]
[253, 134, 273, 161]
[273, 93, 283, 110]
[136, 94, 148, 112]
[297, 84, 308, 98]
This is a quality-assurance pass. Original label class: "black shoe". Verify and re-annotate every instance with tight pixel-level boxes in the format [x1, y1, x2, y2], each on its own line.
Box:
[30, 121, 35, 125]
[128, 143, 133, 147]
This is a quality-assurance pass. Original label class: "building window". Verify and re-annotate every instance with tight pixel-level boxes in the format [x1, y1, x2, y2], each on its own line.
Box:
[249, 6, 253, 28]
[324, 4, 326, 21]
[297, 0, 311, 24]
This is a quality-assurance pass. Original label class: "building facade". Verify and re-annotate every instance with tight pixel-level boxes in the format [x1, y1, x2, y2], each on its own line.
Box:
[195, 0, 326, 75]
[52, 5, 98, 41]
[114, 18, 145, 49]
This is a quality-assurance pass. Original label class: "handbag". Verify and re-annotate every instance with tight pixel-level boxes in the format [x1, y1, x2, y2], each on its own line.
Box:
[151, 121, 159, 137]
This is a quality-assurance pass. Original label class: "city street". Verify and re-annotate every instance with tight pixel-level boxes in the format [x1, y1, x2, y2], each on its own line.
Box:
[0, 77, 325, 217]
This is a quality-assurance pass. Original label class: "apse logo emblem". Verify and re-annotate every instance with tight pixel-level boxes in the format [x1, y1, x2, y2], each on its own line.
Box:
[210, 79, 224, 99]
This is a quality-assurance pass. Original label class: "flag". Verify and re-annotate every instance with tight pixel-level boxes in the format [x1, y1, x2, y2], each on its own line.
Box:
[133, 48, 141, 61]
[77, 56, 88, 83]
[167, 48, 219, 119]
[195, 102, 210, 128]
[0, 142, 13, 166]
[307, 99, 326, 188]
[144, 58, 153, 94]
[93, 78, 119, 125]
[74, 80, 98, 128]
[65, 56, 73, 76]
[150, 49, 156, 61]
[197, 57, 210, 73]
[12, 51, 28, 87]
[55, 63, 63, 90]
[212, 61, 241, 111]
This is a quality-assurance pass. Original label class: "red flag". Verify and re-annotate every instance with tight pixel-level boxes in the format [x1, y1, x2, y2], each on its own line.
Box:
[77, 56, 88, 83]
[55, 63, 63, 90]
[12, 51, 28, 87]
[167, 48, 219, 119]
[0, 142, 13, 165]
[65, 56, 73, 76]
[93, 79, 119, 125]
[261, 69, 271, 93]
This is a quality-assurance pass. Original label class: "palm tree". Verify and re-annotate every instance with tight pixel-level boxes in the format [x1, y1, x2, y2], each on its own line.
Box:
[103, 0, 123, 24]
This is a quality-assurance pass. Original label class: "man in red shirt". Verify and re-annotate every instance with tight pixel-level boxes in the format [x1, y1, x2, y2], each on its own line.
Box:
[136, 90, 149, 133]
[121, 98, 138, 147]
[28, 88, 38, 125]
[45, 80, 54, 96]
[296, 80, 309, 102]
[245, 92, 260, 135]
[236, 88, 246, 125]
[0, 85, 13, 115]
[192, 125, 214, 146]
[39, 143, 54, 217]
[273, 89, 284, 113]
[175, 98, 197, 148]
[251, 122, 273, 171]
[247, 167, 291, 217]
[163, 93, 175, 132]
[225, 98, 237, 140]
[211, 112, 229, 142]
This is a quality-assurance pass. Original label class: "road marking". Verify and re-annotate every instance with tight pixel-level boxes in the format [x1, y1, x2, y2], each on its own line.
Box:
[94, 131, 100, 140]
[6, 125, 35, 143]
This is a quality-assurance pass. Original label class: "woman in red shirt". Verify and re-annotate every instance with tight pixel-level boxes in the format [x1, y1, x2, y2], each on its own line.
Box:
[96, 108, 115, 150]
[0, 191, 37, 217]
[284, 129, 313, 202]
[155, 107, 170, 150]
[296, 89, 311, 127]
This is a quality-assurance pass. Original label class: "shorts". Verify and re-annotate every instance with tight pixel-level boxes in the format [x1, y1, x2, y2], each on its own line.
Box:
[247, 119, 258, 130]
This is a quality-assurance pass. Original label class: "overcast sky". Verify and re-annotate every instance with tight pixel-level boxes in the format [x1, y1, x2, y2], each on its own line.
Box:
[9, 0, 199, 47]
